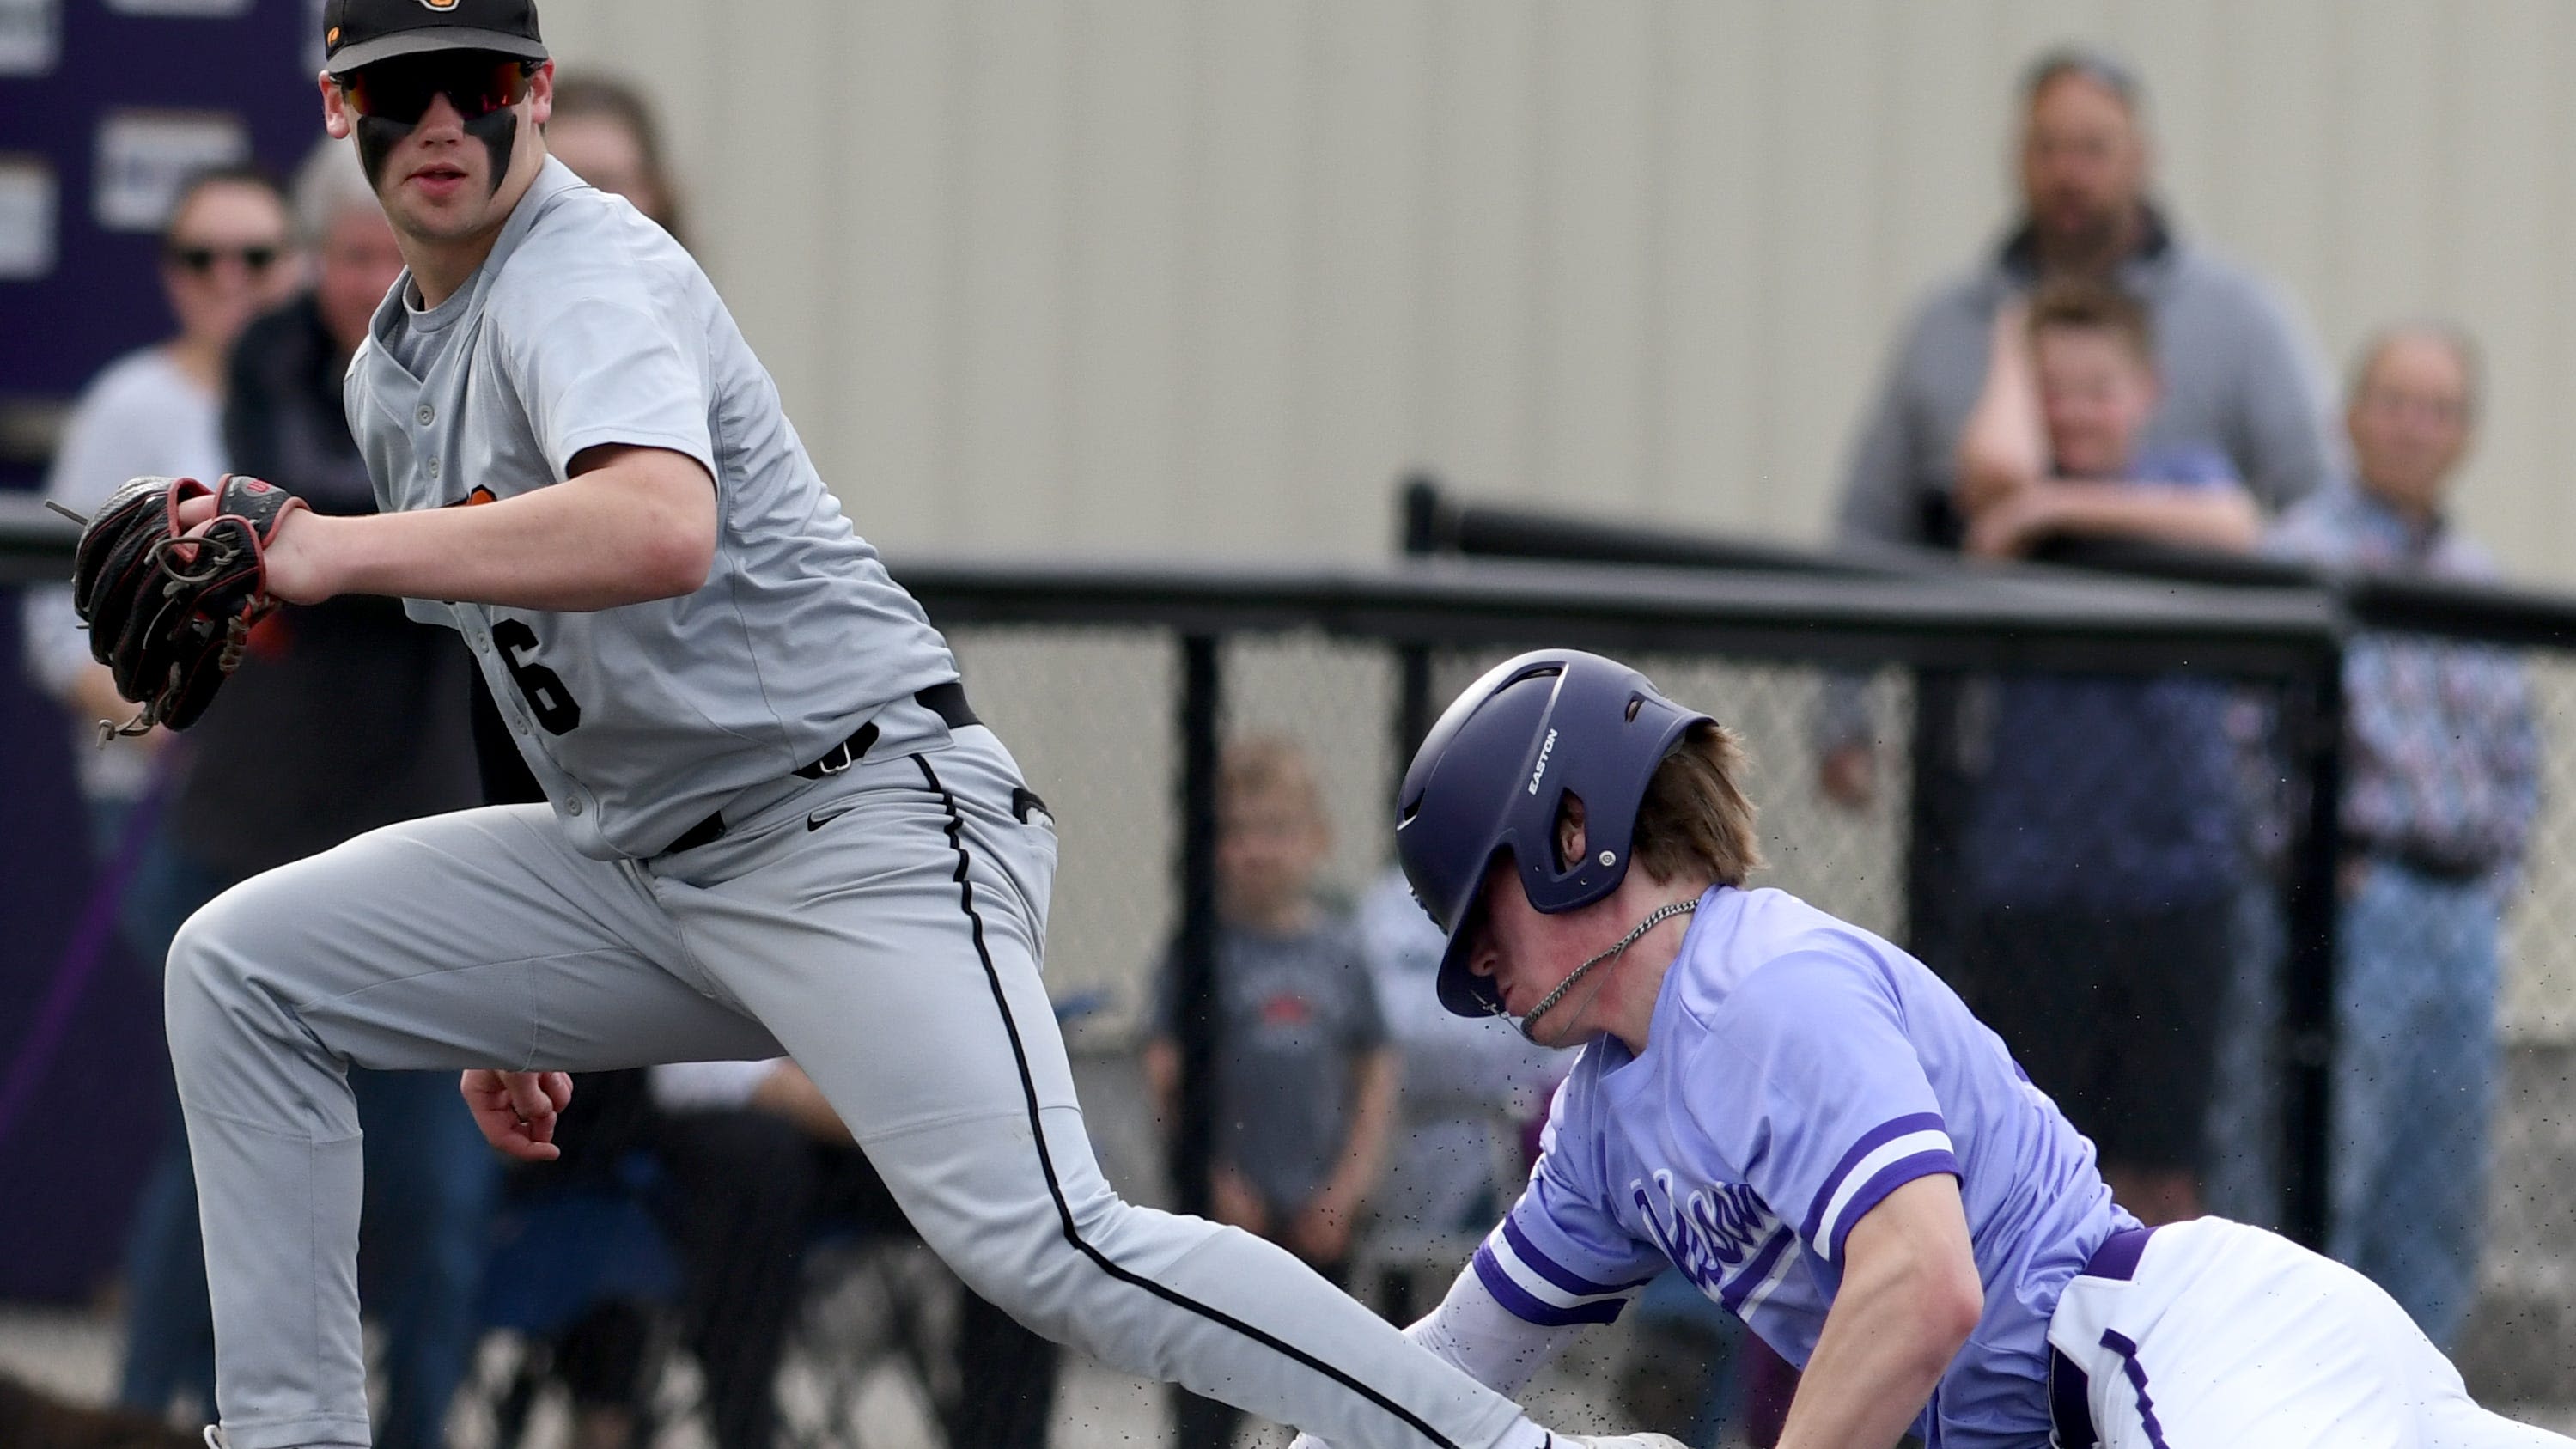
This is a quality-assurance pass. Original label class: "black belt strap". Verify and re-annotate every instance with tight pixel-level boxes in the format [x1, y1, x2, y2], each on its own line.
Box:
[662, 683, 979, 855]
[916, 679, 979, 732]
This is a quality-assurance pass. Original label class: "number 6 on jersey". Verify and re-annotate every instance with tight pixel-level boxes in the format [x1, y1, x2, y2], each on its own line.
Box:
[493, 618, 581, 734]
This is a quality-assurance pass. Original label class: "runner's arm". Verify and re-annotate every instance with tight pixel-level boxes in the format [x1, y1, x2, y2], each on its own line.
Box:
[1775, 1174, 1982, 1449]
[1402, 1258, 1585, 1396]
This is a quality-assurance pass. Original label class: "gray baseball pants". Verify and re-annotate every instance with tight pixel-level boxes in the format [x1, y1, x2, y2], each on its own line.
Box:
[167, 727, 1533, 1449]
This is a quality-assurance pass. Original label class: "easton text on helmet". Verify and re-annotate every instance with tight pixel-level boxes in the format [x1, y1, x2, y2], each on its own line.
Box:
[1526, 728, 1558, 795]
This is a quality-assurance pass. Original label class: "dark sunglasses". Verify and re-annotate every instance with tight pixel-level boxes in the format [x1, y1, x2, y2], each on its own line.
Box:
[166, 243, 283, 275]
[338, 54, 537, 126]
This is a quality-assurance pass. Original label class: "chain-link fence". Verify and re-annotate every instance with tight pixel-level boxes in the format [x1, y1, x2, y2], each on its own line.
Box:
[1400, 487, 2576, 1429]
[4, 500, 2573, 1443]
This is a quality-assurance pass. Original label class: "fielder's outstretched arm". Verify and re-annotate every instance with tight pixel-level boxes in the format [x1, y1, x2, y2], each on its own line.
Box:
[182, 442, 716, 612]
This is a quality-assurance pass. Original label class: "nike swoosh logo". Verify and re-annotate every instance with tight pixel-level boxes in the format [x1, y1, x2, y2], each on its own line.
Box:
[807, 807, 856, 832]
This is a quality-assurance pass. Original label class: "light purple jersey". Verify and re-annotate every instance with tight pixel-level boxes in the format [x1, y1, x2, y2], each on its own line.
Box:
[1472, 886, 2135, 1448]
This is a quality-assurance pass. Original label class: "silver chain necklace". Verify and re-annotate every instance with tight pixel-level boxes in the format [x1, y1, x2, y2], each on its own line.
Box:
[1517, 897, 1699, 1042]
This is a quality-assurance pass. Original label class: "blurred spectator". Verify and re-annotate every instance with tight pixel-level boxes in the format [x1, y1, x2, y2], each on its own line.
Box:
[2267, 325, 2540, 1349]
[1841, 46, 2331, 545]
[23, 166, 299, 837]
[1824, 46, 2333, 803]
[1147, 737, 1398, 1449]
[1947, 281, 2252, 1226]
[474, 1066, 670, 1449]
[1953, 284, 2262, 560]
[636, 1059, 1062, 1449]
[547, 74, 685, 240]
[496, 1056, 1062, 1449]
[70, 138, 494, 1447]
[21, 162, 298, 1423]
[1353, 866, 1556, 1315]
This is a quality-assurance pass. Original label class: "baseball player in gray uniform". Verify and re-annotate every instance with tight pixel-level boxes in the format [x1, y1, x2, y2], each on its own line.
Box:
[165, 4, 1684, 1449]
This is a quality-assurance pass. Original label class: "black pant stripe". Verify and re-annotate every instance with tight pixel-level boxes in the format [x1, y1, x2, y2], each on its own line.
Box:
[912, 755, 1464, 1449]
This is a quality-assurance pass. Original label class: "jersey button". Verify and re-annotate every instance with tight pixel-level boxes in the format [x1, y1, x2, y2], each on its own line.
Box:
[417, 404, 435, 425]
[566, 800, 584, 816]
[428, 459, 442, 479]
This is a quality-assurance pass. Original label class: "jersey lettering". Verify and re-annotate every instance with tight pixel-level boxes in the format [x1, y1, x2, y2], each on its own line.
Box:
[1632, 1170, 1781, 1294]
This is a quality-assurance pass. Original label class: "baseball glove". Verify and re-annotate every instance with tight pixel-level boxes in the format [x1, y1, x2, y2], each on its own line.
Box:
[64, 473, 308, 737]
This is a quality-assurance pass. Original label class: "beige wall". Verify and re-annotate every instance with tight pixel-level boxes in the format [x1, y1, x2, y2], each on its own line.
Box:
[532, 2, 2576, 1037]
[537, 0, 2576, 579]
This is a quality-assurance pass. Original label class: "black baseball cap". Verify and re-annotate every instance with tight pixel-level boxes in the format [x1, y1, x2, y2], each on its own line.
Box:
[323, 0, 548, 77]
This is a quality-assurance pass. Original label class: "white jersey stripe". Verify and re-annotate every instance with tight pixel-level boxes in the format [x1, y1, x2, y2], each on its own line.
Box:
[1483, 1227, 1632, 1312]
[1816, 1129, 1954, 1257]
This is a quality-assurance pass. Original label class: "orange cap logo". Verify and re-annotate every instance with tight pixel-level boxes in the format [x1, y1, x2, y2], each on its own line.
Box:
[326, 25, 340, 43]
[421, 0, 460, 9]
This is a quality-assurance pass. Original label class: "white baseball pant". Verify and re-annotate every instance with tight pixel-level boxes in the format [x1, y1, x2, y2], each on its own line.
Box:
[2050, 1216, 2570, 1448]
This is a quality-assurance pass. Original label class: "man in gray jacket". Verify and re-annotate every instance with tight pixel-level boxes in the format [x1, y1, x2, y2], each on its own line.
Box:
[1835, 47, 2334, 557]
[1822, 52, 2342, 1209]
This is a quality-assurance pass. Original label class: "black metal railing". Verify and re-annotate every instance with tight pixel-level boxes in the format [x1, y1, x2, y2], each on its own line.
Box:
[0, 498, 2351, 1244]
[32, 492, 2564, 1257]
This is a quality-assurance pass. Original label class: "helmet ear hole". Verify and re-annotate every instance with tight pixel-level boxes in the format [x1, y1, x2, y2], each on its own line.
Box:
[1550, 791, 1588, 872]
[1626, 696, 1645, 722]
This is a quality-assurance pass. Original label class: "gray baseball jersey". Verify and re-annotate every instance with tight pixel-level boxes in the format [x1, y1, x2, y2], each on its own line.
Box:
[345, 158, 957, 858]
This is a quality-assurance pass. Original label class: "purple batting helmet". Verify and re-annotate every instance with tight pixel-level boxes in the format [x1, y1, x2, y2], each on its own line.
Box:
[1395, 649, 1714, 1018]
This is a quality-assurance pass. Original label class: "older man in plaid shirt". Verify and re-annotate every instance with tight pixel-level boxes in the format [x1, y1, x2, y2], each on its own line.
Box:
[2267, 322, 2542, 1350]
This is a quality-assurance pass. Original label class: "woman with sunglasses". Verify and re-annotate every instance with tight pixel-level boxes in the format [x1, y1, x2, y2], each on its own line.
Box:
[27, 166, 300, 781]
[21, 162, 300, 1425]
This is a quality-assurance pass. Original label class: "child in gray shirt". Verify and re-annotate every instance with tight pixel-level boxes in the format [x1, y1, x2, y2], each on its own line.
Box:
[1149, 737, 1399, 1449]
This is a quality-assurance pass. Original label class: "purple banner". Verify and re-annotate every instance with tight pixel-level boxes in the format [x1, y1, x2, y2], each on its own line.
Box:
[0, 0, 325, 490]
